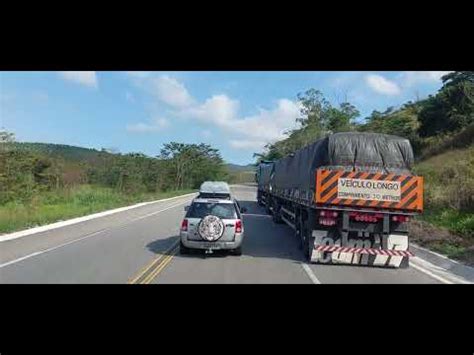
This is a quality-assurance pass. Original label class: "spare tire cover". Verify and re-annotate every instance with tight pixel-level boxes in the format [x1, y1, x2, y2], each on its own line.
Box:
[198, 215, 225, 241]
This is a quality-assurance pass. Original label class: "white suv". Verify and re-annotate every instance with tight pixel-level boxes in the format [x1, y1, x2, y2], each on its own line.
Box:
[179, 182, 246, 255]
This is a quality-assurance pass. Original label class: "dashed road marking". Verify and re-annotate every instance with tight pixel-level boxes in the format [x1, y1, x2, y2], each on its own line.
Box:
[0, 229, 107, 269]
[0, 200, 191, 269]
[301, 263, 322, 284]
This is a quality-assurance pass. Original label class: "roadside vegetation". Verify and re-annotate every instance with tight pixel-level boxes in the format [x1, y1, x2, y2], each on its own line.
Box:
[254, 71, 474, 264]
[0, 185, 194, 234]
[0, 135, 227, 233]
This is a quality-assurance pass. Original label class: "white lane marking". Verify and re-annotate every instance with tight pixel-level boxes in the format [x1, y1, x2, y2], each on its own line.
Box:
[301, 263, 322, 284]
[130, 200, 190, 222]
[0, 229, 107, 269]
[0, 192, 197, 242]
[411, 243, 464, 265]
[0, 200, 192, 269]
[410, 256, 470, 284]
[410, 263, 453, 284]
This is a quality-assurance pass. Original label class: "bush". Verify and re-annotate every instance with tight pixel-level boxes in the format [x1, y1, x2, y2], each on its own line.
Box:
[414, 146, 474, 211]
[419, 123, 474, 160]
[413, 146, 474, 244]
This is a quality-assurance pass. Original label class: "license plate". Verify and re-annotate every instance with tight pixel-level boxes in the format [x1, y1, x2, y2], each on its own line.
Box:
[202, 242, 221, 249]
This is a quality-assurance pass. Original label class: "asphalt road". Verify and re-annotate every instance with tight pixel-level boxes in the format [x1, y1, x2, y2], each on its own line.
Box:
[0, 185, 446, 284]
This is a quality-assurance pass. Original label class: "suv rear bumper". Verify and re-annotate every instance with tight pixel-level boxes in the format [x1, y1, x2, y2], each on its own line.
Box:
[180, 232, 243, 250]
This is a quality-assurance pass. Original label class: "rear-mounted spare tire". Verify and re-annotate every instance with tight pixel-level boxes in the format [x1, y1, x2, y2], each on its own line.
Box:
[198, 215, 225, 241]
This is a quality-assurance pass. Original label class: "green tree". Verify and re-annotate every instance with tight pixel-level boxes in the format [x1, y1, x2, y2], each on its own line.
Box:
[418, 71, 474, 137]
[158, 142, 227, 190]
[0, 130, 15, 143]
[259, 90, 360, 160]
[326, 102, 359, 133]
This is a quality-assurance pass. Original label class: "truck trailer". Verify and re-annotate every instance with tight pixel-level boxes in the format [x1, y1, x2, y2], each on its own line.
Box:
[256, 132, 423, 268]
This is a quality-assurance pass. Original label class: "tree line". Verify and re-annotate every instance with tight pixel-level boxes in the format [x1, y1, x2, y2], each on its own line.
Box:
[0, 135, 228, 205]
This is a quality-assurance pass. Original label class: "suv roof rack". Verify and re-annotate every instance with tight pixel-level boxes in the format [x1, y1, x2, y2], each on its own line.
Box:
[199, 181, 230, 193]
[197, 192, 232, 200]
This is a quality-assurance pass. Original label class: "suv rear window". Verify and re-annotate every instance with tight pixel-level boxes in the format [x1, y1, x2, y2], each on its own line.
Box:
[187, 202, 238, 219]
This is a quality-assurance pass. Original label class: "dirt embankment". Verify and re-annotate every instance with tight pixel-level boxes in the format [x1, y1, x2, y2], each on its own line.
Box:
[409, 220, 474, 266]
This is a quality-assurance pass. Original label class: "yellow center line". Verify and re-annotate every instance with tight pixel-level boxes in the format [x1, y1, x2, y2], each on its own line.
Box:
[140, 246, 179, 284]
[127, 239, 180, 284]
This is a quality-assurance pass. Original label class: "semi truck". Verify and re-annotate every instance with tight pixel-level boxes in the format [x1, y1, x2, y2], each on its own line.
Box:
[256, 132, 423, 268]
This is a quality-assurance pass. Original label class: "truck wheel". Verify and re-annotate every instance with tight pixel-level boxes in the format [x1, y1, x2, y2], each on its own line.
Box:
[296, 217, 302, 249]
[272, 206, 283, 224]
[302, 224, 313, 260]
[265, 199, 272, 215]
[180, 241, 190, 255]
[296, 226, 302, 249]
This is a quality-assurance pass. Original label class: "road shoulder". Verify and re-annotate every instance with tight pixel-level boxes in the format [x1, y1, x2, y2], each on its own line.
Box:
[0, 192, 197, 243]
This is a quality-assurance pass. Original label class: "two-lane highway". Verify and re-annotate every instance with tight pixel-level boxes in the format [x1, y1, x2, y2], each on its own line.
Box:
[0, 185, 458, 284]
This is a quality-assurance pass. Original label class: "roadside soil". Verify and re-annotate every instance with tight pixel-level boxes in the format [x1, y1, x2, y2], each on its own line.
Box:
[409, 219, 474, 266]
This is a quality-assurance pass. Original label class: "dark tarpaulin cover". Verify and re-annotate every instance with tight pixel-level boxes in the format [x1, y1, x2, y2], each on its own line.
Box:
[271, 132, 414, 202]
[257, 162, 274, 190]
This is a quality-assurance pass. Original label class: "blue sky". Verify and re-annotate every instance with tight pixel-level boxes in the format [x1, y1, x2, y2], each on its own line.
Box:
[0, 71, 449, 165]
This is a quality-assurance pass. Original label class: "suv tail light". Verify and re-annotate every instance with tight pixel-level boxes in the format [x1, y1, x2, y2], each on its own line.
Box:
[235, 220, 242, 233]
[181, 219, 188, 231]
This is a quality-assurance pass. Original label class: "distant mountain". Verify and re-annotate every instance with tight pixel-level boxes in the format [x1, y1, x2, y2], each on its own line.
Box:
[5, 143, 258, 173]
[226, 163, 256, 172]
[4, 142, 113, 163]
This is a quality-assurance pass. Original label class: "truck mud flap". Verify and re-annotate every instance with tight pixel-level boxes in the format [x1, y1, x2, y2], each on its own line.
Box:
[310, 232, 412, 268]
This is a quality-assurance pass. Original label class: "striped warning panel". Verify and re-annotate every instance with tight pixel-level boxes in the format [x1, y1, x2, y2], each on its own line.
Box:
[314, 169, 423, 212]
[314, 244, 414, 257]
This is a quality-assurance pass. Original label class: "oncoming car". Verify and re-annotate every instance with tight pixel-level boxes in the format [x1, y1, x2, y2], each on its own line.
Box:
[179, 196, 247, 255]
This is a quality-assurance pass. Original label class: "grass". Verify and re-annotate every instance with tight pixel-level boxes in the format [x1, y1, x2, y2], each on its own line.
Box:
[421, 208, 474, 239]
[410, 145, 474, 265]
[0, 185, 195, 234]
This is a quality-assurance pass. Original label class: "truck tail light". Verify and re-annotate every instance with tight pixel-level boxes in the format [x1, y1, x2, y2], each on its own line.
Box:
[181, 219, 188, 231]
[235, 220, 242, 233]
[320, 210, 338, 218]
[351, 212, 380, 223]
[392, 215, 410, 223]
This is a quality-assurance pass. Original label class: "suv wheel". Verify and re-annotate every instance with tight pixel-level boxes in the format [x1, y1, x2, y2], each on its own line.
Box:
[180, 241, 190, 255]
[232, 246, 242, 256]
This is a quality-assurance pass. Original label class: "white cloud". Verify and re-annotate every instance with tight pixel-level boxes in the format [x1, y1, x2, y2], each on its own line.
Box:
[229, 139, 266, 150]
[126, 74, 301, 150]
[366, 74, 401, 96]
[399, 71, 452, 87]
[182, 94, 239, 125]
[59, 71, 98, 88]
[233, 99, 301, 142]
[126, 117, 169, 133]
[153, 75, 194, 108]
[182, 96, 300, 145]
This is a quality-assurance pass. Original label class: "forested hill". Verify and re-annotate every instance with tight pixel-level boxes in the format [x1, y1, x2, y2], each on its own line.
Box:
[4, 142, 255, 172]
[3, 142, 113, 163]
[226, 163, 256, 172]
